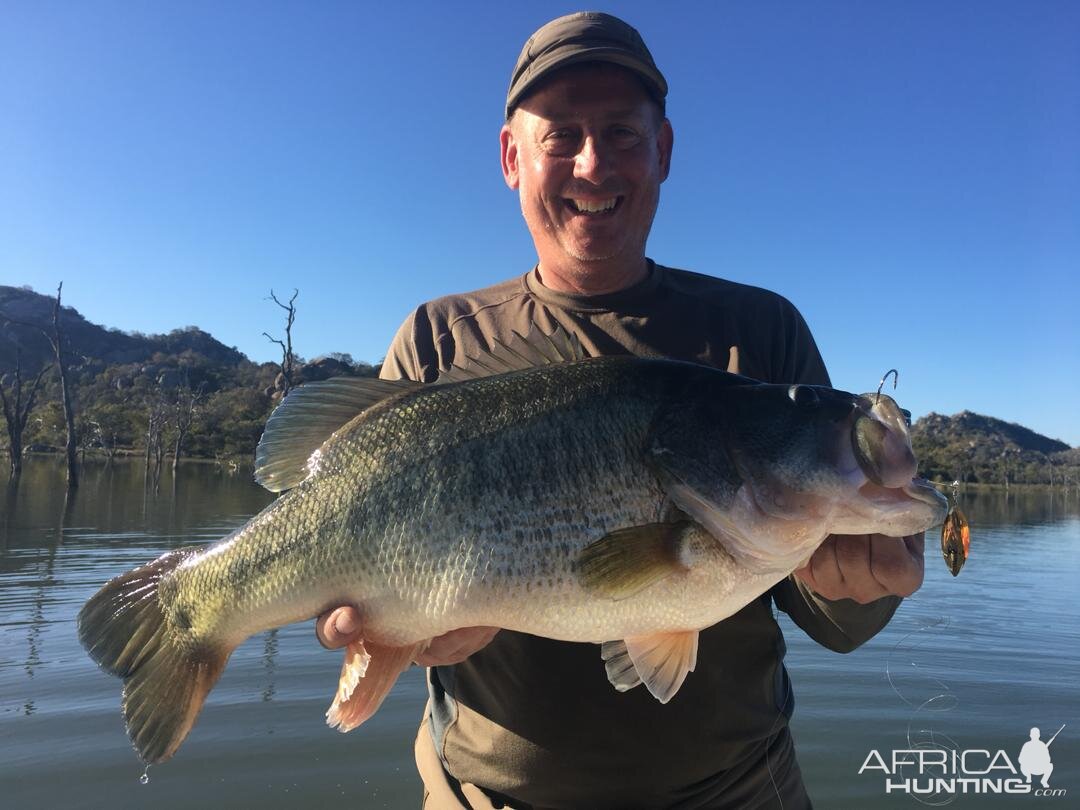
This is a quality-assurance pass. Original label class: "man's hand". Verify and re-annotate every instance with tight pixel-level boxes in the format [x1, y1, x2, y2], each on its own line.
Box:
[794, 533, 924, 603]
[413, 626, 501, 666]
[316, 606, 499, 666]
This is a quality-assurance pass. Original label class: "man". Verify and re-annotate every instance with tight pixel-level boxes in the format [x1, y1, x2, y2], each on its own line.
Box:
[319, 12, 924, 808]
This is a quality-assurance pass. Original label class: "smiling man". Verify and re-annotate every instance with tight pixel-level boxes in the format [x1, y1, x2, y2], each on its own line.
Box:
[318, 12, 923, 809]
[502, 60, 671, 292]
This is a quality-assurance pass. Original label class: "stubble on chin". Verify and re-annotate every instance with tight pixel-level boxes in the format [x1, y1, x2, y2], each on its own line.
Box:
[559, 240, 619, 264]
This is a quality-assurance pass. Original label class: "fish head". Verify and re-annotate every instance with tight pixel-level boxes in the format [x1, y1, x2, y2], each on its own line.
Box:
[697, 382, 948, 568]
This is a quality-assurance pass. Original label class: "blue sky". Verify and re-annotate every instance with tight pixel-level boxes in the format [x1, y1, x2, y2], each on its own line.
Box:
[2, 1, 1078, 444]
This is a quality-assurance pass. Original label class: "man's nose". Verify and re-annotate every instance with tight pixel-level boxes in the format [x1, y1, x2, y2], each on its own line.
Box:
[573, 135, 613, 183]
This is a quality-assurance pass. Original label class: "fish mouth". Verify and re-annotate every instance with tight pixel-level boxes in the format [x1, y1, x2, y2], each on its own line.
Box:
[903, 477, 950, 511]
[844, 393, 948, 532]
[851, 394, 917, 488]
[857, 477, 947, 512]
[841, 476, 948, 536]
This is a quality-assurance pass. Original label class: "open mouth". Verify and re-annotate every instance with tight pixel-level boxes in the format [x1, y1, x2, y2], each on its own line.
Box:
[855, 477, 948, 515]
[564, 196, 622, 216]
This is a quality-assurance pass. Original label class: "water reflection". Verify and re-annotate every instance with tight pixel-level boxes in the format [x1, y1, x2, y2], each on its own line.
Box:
[0, 456, 275, 546]
[1, 457, 277, 728]
[1, 455, 1077, 810]
[952, 486, 1080, 528]
[2, 483, 15, 550]
[263, 629, 279, 703]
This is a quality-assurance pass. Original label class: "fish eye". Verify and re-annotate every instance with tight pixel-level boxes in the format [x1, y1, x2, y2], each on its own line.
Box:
[787, 385, 819, 407]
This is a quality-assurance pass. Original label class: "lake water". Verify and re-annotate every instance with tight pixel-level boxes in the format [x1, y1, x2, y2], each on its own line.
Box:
[2, 458, 1078, 809]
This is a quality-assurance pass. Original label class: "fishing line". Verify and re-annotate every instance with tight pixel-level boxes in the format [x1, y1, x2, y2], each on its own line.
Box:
[885, 616, 956, 710]
[885, 614, 963, 806]
[762, 695, 787, 810]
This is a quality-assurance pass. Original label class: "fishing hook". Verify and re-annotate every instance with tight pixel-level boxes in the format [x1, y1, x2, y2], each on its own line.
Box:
[875, 368, 898, 404]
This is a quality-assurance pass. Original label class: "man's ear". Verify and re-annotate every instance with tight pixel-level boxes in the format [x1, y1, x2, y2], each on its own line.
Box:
[500, 123, 520, 189]
[657, 118, 673, 182]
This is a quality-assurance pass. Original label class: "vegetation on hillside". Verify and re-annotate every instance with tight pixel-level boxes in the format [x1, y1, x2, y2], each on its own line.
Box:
[2, 284, 1077, 488]
[911, 411, 1077, 487]
[0, 285, 379, 471]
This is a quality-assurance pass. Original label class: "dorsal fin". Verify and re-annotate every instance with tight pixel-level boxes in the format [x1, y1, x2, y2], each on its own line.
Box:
[254, 377, 421, 492]
[436, 323, 587, 384]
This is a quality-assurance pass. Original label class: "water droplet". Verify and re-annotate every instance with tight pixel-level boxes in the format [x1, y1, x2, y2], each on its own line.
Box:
[139, 766, 151, 785]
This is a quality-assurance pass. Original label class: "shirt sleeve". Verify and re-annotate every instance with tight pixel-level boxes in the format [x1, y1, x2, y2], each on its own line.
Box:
[379, 307, 442, 383]
[775, 295, 830, 387]
[768, 296, 905, 652]
[773, 578, 903, 653]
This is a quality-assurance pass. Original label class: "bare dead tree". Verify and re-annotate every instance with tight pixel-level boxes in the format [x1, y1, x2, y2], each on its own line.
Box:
[0, 282, 78, 487]
[0, 350, 53, 482]
[83, 418, 120, 465]
[50, 284, 79, 488]
[171, 379, 206, 473]
[144, 390, 170, 493]
[263, 288, 298, 397]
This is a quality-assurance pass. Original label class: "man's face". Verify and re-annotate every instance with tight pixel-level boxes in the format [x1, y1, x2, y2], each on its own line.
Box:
[500, 64, 673, 278]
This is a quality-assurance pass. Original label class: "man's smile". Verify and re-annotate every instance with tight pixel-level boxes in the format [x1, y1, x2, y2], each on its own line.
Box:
[564, 196, 623, 215]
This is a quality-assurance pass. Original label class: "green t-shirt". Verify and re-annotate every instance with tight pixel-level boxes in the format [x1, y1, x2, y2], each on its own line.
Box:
[381, 263, 900, 809]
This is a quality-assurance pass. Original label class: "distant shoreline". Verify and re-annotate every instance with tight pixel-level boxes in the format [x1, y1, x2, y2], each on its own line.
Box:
[927, 480, 1080, 494]
[8, 449, 253, 467]
[6, 451, 1077, 493]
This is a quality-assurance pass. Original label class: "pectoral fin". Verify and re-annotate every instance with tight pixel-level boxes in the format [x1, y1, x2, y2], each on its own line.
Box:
[578, 522, 697, 600]
[607, 631, 699, 703]
[325, 639, 423, 732]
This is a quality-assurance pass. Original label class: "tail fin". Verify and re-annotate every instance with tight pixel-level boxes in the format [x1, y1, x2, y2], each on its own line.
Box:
[77, 547, 232, 763]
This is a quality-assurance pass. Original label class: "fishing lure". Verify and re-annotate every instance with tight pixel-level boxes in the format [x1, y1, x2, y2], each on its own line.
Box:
[941, 481, 970, 576]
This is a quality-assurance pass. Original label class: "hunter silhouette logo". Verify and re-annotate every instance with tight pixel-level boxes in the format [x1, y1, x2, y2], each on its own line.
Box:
[1019, 724, 1063, 789]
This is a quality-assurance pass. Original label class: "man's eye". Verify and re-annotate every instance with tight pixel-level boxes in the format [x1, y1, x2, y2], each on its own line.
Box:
[543, 131, 579, 154]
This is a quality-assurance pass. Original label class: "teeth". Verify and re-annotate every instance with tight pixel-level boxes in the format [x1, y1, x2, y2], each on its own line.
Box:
[572, 198, 617, 213]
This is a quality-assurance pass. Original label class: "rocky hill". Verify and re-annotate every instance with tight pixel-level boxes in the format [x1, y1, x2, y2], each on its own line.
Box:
[911, 411, 1075, 485]
[0, 285, 246, 372]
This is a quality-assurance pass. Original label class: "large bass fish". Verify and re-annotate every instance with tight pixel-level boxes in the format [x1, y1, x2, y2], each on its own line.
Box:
[78, 331, 947, 764]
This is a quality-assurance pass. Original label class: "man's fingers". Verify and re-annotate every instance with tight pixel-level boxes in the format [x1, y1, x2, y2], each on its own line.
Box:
[414, 627, 499, 666]
[315, 610, 497, 663]
[316, 606, 362, 649]
[833, 534, 890, 603]
[903, 531, 925, 558]
[870, 532, 924, 597]
[807, 535, 841, 594]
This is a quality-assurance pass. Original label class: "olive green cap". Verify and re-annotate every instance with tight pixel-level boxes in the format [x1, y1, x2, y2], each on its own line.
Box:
[505, 11, 668, 120]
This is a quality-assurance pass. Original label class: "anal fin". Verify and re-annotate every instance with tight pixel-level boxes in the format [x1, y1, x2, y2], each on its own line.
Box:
[622, 630, 700, 704]
[600, 640, 641, 692]
[326, 639, 423, 732]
